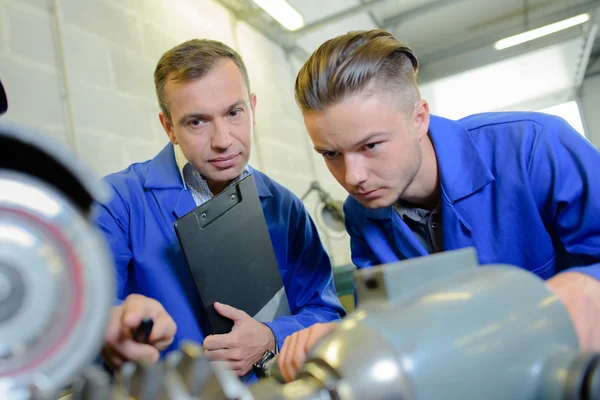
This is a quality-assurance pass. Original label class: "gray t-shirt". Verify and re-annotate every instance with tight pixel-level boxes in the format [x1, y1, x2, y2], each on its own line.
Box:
[394, 202, 443, 254]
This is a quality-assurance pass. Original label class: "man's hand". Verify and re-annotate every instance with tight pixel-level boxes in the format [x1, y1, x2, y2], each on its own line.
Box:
[102, 294, 177, 370]
[547, 271, 600, 351]
[278, 322, 337, 382]
[203, 302, 275, 376]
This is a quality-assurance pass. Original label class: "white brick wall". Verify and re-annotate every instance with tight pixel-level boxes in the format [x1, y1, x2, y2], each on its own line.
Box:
[0, 0, 352, 266]
[6, 4, 57, 66]
[17, 0, 48, 10]
[0, 1, 68, 145]
[62, 25, 112, 88]
[60, 0, 143, 52]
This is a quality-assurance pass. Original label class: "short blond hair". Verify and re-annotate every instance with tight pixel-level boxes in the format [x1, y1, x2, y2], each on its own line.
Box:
[295, 30, 420, 113]
[154, 39, 250, 120]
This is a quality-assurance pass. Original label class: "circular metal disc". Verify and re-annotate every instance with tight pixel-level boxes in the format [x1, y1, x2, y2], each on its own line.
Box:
[0, 171, 114, 396]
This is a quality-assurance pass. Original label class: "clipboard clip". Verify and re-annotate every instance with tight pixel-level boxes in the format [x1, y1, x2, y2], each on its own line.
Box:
[196, 185, 242, 228]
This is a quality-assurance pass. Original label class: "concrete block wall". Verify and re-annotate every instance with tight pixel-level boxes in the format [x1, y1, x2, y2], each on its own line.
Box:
[0, 0, 352, 266]
[0, 0, 67, 144]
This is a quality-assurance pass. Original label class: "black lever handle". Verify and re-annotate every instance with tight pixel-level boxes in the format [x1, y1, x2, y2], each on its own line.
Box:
[132, 318, 154, 343]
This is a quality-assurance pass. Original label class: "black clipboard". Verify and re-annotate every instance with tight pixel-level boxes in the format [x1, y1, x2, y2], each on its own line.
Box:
[174, 175, 291, 335]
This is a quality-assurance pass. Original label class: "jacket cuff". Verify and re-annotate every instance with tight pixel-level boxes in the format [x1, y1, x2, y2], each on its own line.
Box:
[263, 321, 283, 351]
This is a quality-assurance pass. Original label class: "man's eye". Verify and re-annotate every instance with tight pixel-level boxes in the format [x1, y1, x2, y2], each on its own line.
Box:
[188, 119, 204, 127]
[323, 151, 338, 160]
[364, 143, 378, 151]
[228, 109, 242, 117]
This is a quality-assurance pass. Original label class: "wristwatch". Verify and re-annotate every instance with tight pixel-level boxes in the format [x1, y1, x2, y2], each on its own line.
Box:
[252, 350, 276, 378]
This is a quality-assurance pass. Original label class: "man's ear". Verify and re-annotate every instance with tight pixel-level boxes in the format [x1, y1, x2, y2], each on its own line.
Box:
[413, 99, 430, 141]
[159, 112, 177, 144]
[250, 93, 257, 127]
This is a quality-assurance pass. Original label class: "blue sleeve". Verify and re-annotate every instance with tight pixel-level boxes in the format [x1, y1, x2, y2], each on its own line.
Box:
[92, 180, 132, 302]
[263, 201, 346, 350]
[348, 223, 380, 269]
[527, 116, 600, 279]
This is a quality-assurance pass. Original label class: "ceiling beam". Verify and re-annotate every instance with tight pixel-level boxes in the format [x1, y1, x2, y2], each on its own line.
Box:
[360, 0, 385, 29]
[585, 47, 600, 75]
[381, 0, 466, 29]
[418, 27, 583, 83]
[575, 22, 598, 91]
[290, 0, 392, 38]
[584, 66, 600, 78]
[213, 0, 310, 60]
[418, 0, 600, 65]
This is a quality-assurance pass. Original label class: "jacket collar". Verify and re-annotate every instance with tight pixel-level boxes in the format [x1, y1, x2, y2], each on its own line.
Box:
[246, 165, 273, 198]
[144, 143, 182, 189]
[429, 114, 495, 204]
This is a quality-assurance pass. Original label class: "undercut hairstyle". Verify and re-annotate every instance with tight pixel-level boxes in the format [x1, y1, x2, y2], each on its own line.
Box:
[295, 29, 420, 113]
[154, 39, 250, 121]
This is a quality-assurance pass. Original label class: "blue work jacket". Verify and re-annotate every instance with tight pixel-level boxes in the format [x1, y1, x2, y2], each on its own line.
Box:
[345, 112, 600, 280]
[94, 143, 345, 357]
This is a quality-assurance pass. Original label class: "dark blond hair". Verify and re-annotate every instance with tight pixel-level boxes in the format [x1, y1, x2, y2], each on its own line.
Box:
[295, 30, 420, 113]
[154, 39, 250, 120]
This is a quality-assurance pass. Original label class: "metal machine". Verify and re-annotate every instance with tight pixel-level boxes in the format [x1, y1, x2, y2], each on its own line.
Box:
[59, 249, 600, 400]
[0, 80, 114, 399]
[254, 249, 600, 400]
[0, 78, 599, 399]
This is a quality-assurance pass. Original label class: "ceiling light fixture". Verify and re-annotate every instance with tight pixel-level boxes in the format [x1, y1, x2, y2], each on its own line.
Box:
[494, 13, 590, 50]
[251, 0, 305, 31]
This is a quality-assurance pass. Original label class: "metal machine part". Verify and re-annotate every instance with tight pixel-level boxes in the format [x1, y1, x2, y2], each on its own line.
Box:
[30, 249, 600, 400]
[253, 248, 600, 400]
[0, 118, 114, 399]
[67, 342, 255, 400]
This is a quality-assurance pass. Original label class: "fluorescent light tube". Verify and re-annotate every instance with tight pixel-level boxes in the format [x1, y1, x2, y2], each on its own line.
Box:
[495, 13, 590, 50]
[251, 0, 304, 31]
